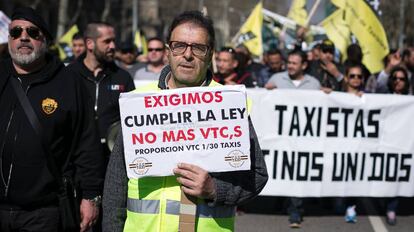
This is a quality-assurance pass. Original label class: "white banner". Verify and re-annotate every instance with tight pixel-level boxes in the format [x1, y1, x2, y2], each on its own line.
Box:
[0, 11, 10, 44]
[120, 85, 251, 178]
[247, 89, 414, 197]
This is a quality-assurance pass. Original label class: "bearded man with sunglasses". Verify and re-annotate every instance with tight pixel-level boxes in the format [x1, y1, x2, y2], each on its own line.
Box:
[103, 11, 268, 232]
[0, 7, 105, 232]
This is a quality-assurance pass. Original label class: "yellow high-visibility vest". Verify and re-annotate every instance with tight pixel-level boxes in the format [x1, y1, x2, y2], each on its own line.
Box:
[124, 80, 236, 232]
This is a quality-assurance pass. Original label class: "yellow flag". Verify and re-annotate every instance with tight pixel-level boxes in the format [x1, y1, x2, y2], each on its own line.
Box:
[235, 2, 263, 57]
[343, 0, 389, 73]
[57, 25, 79, 61]
[320, 9, 351, 61]
[134, 30, 148, 55]
[287, 0, 308, 27]
[59, 25, 79, 46]
[330, 0, 346, 8]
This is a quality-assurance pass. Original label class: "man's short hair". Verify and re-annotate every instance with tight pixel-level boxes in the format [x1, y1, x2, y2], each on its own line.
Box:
[288, 49, 307, 64]
[84, 22, 113, 40]
[147, 37, 165, 49]
[219, 46, 236, 59]
[72, 32, 83, 41]
[266, 49, 283, 57]
[167, 11, 215, 50]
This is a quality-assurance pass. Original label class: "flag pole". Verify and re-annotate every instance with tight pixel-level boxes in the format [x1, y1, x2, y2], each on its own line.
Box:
[304, 0, 321, 27]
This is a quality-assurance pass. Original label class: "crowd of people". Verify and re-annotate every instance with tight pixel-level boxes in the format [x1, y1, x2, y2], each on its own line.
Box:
[0, 5, 412, 232]
[0, 7, 268, 232]
[210, 41, 413, 228]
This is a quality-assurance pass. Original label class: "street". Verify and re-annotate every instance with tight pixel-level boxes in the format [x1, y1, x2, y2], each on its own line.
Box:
[235, 197, 414, 232]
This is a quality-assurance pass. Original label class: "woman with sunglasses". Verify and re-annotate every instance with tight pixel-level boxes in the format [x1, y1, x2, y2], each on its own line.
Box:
[387, 66, 410, 95]
[344, 63, 365, 97]
[333, 63, 365, 224]
[380, 66, 411, 226]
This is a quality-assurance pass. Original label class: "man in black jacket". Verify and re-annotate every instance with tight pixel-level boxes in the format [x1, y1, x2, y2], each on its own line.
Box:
[67, 22, 135, 162]
[0, 7, 105, 232]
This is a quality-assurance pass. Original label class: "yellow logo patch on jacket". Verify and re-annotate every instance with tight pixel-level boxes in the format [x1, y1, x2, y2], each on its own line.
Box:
[42, 98, 58, 115]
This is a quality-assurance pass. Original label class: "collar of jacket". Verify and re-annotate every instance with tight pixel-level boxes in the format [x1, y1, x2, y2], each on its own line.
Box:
[74, 52, 119, 78]
[157, 65, 213, 90]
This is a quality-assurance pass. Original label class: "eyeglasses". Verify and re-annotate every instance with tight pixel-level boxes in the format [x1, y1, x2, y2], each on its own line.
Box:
[9, 26, 42, 40]
[167, 41, 210, 57]
[392, 76, 406, 82]
[148, 48, 164, 52]
[348, 74, 363, 79]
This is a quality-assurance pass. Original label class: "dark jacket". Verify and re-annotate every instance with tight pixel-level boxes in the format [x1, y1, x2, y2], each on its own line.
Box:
[0, 55, 105, 209]
[67, 54, 135, 141]
[102, 65, 269, 232]
[308, 60, 344, 91]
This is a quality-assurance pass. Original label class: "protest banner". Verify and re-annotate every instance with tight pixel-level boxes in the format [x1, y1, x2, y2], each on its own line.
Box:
[0, 11, 11, 44]
[119, 85, 251, 178]
[247, 89, 414, 197]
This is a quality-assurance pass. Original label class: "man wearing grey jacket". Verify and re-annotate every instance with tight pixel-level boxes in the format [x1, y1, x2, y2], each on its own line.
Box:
[102, 11, 268, 232]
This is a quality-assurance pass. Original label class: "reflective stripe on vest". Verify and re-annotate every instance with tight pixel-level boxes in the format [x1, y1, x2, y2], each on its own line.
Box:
[127, 198, 235, 218]
[127, 198, 159, 214]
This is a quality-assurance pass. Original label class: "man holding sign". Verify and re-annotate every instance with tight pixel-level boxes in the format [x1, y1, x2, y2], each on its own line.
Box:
[103, 11, 268, 232]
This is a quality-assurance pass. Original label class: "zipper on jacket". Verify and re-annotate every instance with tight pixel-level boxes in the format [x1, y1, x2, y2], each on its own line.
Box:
[0, 109, 15, 197]
[94, 81, 100, 120]
[87, 74, 105, 120]
[0, 78, 28, 196]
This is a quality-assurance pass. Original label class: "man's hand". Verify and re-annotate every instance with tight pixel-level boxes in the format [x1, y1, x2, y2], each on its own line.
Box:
[265, 83, 277, 90]
[173, 163, 216, 200]
[321, 87, 332, 94]
[385, 51, 401, 73]
[321, 60, 342, 78]
[80, 199, 99, 232]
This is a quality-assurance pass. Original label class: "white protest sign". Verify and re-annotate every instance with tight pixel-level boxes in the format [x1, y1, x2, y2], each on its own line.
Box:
[247, 89, 414, 197]
[120, 85, 250, 178]
[0, 11, 11, 44]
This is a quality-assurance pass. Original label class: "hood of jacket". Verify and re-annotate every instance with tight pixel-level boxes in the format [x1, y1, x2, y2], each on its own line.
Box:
[0, 53, 64, 89]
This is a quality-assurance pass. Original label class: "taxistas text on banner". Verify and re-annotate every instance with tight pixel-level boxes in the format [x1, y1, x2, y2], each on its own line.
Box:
[247, 89, 414, 197]
[119, 85, 251, 178]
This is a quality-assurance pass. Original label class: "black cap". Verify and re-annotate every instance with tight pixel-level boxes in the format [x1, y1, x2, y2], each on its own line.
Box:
[118, 41, 136, 53]
[320, 39, 335, 54]
[11, 7, 53, 42]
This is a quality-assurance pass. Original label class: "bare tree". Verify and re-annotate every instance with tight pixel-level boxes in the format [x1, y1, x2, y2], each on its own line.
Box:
[56, 0, 69, 39]
[30, 0, 42, 9]
[101, 0, 112, 21]
[69, 0, 84, 26]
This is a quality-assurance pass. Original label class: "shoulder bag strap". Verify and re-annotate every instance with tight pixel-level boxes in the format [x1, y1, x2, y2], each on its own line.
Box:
[10, 77, 64, 189]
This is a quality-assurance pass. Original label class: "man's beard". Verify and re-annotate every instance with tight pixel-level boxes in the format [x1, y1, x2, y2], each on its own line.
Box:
[94, 47, 114, 64]
[9, 42, 47, 67]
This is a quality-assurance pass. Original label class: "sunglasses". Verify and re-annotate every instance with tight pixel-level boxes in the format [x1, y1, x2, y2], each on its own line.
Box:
[392, 76, 406, 81]
[348, 74, 363, 79]
[167, 41, 209, 57]
[148, 48, 164, 52]
[9, 26, 42, 40]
